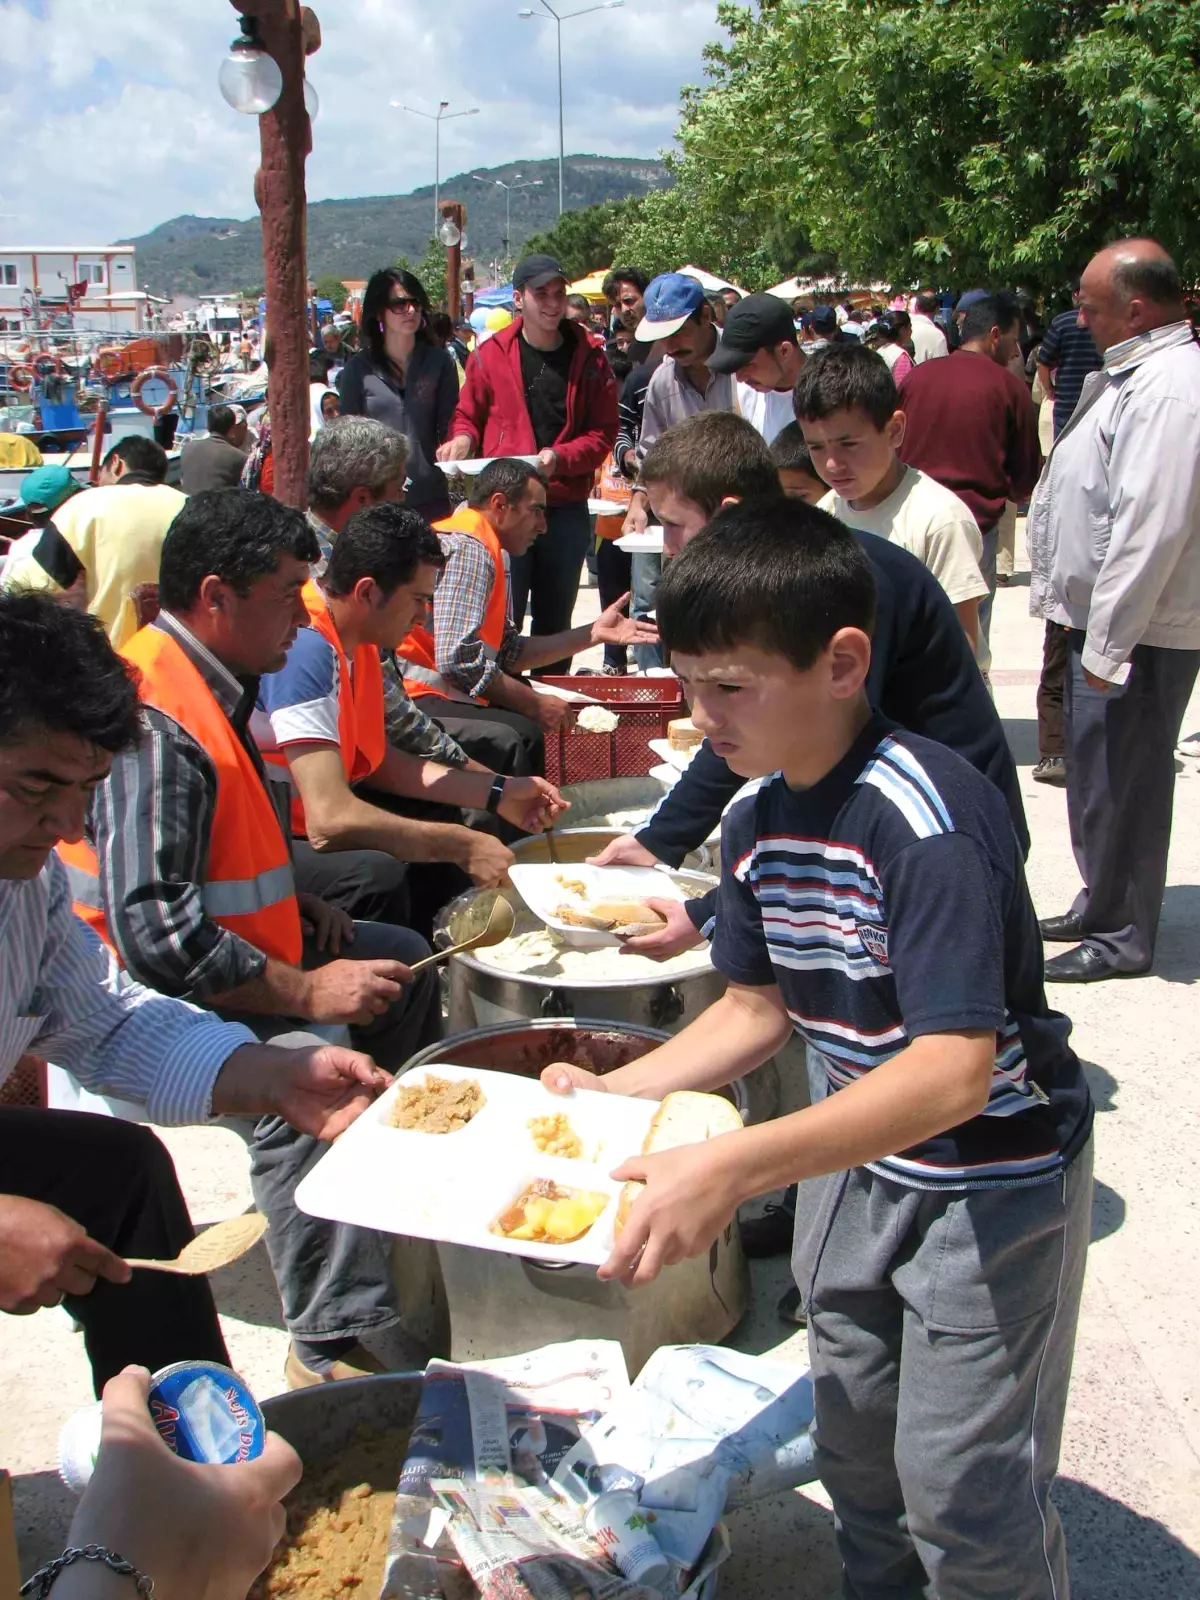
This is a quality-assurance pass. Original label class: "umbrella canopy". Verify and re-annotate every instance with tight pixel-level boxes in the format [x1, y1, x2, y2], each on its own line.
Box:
[676, 264, 748, 297]
[474, 283, 514, 308]
[567, 269, 610, 300]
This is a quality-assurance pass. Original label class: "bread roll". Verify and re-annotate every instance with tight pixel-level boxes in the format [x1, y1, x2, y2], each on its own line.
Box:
[615, 1090, 744, 1236]
[667, 717, 704, 751]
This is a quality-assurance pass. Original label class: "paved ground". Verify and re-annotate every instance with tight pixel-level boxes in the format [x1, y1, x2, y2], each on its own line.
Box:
[3, 551, 1199, 1598]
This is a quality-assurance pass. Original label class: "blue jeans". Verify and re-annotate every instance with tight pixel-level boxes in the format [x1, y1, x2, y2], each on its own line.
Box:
[631, 551, 664, 670]
[509, 500, 592, 673]
[219, 919, 442, 1343]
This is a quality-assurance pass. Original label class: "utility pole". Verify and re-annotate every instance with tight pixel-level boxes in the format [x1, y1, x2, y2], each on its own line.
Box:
[396, 101, 480, 238]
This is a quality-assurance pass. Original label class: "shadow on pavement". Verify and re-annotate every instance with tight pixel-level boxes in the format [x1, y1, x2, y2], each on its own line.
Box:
[722, 1488, 839, 1598]
[1001, 716, 1040, 767]
[1059, 1478, 1200, 1599]
[13, 1468, 75, 1578]
[1081, 1058, 1118, 1113]
[1153, 884, 1200, 985]
[1090, 1178, 1126, 1242]
[209, 1237, 287, 1331]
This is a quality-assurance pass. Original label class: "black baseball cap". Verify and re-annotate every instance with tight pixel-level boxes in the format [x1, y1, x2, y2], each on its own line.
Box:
[707, 293, 799, 373]
[512, 253, 568, 292]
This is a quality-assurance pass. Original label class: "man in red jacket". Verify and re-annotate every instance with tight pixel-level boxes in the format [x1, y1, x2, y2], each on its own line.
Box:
[437, 254, 618, 672]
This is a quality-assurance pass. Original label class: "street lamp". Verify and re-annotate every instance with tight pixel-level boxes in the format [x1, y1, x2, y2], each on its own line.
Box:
[470, 172, 543, 267]
[393, 100, 480, 238]
[517, 0, 624, 215]
[218, 15, 283, 114]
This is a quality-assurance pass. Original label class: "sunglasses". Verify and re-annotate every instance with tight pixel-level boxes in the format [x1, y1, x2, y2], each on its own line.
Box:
[386, 297, 419, 314]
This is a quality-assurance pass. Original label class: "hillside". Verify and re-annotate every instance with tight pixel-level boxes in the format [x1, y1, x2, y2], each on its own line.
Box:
[121, 155, 671, 297]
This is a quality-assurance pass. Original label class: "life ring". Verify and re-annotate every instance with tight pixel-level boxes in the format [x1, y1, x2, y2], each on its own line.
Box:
[32, 353, 64, 380]
[131, 366, 179, 417]
[7, 362, 35, 392]
[93, 348, 125, 380]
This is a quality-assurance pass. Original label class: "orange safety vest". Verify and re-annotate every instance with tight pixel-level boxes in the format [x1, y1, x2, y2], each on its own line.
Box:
[396, 505, 508, 703]
[57, 623, 303, 966]
[594, 451, 632, 541]
[261, 581, 388, 836]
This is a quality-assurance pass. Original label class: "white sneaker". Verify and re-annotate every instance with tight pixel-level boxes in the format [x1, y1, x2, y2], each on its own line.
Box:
[1177, 734, 1200, 758]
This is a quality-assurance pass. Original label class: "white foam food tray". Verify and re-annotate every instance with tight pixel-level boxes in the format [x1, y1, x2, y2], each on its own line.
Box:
[527, 679, 603, 704]
[437, 455, 540, 476]
[614, 528, 664, 554]
[508, 861, 690, 948]
[587, 497, 624, 517]
[648, 736, 702, 772]
[295, 1064, 660, 1266]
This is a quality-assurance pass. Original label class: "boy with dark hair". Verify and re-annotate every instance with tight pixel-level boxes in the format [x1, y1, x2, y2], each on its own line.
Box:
[796, 344, 989, 657]
[769, 422, 826, 504]
[637, 411, 781, 555]
[547, 499, 1093, 1599]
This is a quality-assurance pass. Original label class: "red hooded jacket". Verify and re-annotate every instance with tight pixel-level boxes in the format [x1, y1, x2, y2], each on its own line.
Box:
[448, 318, 618, 506]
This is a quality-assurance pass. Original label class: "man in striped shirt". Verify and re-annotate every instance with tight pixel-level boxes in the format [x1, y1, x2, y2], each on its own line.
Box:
[0, 593, 390, 1392]
[544, 500, 1093, 1598]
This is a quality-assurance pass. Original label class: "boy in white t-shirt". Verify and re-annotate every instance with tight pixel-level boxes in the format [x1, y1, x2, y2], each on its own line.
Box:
[795, 343, 989, 663]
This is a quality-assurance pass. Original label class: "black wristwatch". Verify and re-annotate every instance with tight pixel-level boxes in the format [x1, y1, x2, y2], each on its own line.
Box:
[485, 774, 507, 814]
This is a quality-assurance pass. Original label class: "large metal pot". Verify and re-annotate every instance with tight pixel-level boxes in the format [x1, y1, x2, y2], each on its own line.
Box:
[390, 1020, 750, 1378]
[261, 1372, 424, 1460]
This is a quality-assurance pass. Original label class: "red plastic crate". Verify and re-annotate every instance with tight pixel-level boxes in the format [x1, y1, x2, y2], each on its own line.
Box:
[539, 675, 684, 786]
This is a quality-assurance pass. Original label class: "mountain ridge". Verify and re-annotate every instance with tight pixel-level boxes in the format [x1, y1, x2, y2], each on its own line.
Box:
[120, 155, 671, 296]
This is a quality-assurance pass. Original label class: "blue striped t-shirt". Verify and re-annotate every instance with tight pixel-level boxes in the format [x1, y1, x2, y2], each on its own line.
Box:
[713, 716, 1092, 1191]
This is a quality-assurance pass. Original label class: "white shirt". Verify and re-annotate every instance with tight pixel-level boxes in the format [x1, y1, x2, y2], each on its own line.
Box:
[909, 312, 949, 364]
[735, 384, 794, 444]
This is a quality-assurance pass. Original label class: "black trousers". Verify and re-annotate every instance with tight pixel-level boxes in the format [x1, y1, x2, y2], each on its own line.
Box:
[595, 538, 632, 671]
[0, 1108, 228, 1394]
[1064, 632, 1200, 969]
[1036, 621, 1071, 759]
[433, 700, 545, 778]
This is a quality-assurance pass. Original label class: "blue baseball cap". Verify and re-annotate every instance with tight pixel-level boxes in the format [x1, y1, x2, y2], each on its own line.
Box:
[18, 464, 79, 512]
[636, 273, 707, 342]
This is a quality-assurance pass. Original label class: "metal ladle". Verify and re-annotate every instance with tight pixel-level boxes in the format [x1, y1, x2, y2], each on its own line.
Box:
[407, 891, 516, 973]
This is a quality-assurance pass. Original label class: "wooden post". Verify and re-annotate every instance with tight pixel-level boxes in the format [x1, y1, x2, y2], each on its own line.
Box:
[440, 201, 466, 320]
[248, 2, 311, 509]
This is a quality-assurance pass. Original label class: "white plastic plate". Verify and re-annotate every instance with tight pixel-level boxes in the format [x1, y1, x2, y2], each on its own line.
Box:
[295, 1064, 660, 1266]
[436, 455, 540, 476]
[508, 862, 690, 948]
[527, 679, 603, 704]
[648, 737, 702, 772]
[614, 528, 665, 554]
[588, 497, 624, 517]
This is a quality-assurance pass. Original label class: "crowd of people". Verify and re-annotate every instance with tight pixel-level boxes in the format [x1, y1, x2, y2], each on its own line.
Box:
[0, 232, 1197, 1600]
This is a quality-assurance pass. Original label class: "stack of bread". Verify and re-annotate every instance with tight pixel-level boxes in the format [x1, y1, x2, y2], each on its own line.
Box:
[667, 717, 704, 753]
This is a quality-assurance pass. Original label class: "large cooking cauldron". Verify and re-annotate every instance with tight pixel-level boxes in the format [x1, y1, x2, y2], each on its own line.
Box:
[390, 1020, 750, 1377]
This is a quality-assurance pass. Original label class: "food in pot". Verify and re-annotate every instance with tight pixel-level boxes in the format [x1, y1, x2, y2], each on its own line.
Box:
[252, 1424, 410, 1600]
[528, 1112, 583, 1159]
[389, 1074, 484, 1134]
[491, 1180, 608, 1243]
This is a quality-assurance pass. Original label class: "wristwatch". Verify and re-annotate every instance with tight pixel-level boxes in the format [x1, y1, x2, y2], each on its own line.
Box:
[485, 774, 507, 814]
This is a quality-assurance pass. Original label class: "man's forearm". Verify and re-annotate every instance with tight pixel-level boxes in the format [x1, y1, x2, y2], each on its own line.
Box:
[713, 1030, 996, 1207]
[602, 986, 792, 1100]
[207, 958, 314, 1019]
[309, 788, 471, 866]
[486, 671, 544, 720]
[516, 624, 593, 671]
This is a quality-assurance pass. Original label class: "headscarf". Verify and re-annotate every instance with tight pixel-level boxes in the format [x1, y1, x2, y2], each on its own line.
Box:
[309, 383, 338, 439]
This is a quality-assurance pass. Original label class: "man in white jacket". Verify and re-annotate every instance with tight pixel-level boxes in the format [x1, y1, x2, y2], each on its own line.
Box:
[1028, 239, 1200, 981]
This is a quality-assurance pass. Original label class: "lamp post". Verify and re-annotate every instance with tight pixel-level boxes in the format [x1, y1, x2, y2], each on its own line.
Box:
[517, 0, 624, 215]
[470, 173, 542, 268]
[394, 100, 480, 238]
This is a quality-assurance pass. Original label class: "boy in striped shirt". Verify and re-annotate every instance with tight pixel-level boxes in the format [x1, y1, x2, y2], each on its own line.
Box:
[544, 497, 1093, 1598]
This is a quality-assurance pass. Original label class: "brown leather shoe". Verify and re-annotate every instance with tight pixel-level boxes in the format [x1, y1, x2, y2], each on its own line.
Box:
[284, 1342, 389, 1389]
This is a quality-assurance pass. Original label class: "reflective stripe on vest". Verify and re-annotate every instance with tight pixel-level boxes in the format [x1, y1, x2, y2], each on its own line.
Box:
[56, 622, 303, 967]
[260, 583, 387, 837]
[398, 506, 509, 703]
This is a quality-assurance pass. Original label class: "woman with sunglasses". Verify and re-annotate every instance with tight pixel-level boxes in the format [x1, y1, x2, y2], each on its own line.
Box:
[336, 268, 458, 520]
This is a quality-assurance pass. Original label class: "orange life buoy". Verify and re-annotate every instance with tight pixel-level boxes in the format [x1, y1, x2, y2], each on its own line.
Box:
[131, 366, 178, 417]
[93, 348, 126, 380]
[7, 363, 34, 392]
[32, 354, 64, 380]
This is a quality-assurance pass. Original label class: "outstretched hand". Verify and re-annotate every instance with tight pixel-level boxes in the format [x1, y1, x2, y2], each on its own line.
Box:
[592, 591, 659, 649]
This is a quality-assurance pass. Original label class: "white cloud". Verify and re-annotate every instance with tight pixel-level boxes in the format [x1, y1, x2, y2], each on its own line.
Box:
[0, 0, 726, 244]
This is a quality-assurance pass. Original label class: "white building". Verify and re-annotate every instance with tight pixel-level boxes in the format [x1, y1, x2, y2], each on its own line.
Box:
[0, 245, 148, 334]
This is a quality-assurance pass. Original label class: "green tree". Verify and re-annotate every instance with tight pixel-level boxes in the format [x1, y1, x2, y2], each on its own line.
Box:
[396, 238, 447, 310]
[312, 273, 348, 312]
[520, 198, 643, 281]
[628, 0, 1200, 293]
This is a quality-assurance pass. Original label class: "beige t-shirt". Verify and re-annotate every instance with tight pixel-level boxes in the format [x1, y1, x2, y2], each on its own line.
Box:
[822, 465, 989, 669]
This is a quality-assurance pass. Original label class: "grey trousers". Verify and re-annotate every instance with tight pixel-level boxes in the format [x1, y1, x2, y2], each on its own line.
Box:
[793, 1140, 1093, 1600]
[219, 920, 443, 1343]
[1064, 633, 1200, 970]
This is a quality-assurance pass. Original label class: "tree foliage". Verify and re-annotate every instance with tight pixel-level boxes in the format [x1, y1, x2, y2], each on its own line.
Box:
[395, 239, 447, 312]
[520, 199, 644, 281]
[312, 274, 348, 312]
[616, 0, 1200, 293]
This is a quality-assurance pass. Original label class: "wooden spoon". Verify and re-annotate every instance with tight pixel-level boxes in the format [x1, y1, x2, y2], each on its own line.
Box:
[125, 1212, 268, 1275]
[408, 891, 516, 973]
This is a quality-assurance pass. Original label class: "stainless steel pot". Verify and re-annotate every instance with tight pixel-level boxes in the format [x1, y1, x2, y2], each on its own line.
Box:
[261, 1373, 425, 1460]
[390, 1020, 750, 1377]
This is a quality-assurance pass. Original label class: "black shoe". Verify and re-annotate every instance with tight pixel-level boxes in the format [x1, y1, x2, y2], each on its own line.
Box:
[1032, 757, 1067, 786]
[1039, 911, 1083, 943]
[777, 1285, 807, 1327]
[1043, 944, 1146, 983]
[739, 1202, 796, 1259]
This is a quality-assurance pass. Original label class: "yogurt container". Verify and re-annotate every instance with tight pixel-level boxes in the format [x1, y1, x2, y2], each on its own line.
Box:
[584, 1488, 670, 1590]
[59, 1360, 265, 1493]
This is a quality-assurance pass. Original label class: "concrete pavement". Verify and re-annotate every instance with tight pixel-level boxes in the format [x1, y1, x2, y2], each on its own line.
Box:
[2, 551, 1198, 1598]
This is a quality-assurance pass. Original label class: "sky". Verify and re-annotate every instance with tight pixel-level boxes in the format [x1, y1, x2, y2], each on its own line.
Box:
[0, 0, 728, 245]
